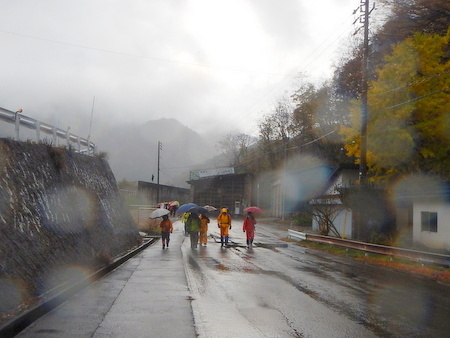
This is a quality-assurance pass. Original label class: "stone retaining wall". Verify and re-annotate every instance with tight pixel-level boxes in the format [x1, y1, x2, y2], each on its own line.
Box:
[0, 139, 141, 320]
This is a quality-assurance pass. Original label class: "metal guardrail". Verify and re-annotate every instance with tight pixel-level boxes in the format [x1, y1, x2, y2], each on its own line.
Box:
[288, 229, 450, 267]
[287, 229, 306, 241]
[0, 106, 95, 155]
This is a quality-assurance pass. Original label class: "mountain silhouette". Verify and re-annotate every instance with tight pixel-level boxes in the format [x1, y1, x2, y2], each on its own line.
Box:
[95, 118, 218, 187]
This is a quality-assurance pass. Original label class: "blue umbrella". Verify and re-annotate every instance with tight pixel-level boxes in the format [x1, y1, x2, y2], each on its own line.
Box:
[176, 203, 197, 214]
[188, 206, 209, 215]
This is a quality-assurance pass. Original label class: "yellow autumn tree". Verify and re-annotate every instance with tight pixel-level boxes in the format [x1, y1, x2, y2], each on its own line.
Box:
[341, 29, 450, 181]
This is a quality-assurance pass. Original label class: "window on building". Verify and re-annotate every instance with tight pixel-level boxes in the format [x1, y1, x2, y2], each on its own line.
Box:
[421, 211, 438, 232]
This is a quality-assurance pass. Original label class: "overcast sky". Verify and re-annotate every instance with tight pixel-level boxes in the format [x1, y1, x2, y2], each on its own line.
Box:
[0, 0, 359, 140]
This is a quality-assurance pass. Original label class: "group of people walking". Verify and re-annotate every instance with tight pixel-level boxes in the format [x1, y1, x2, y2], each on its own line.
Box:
[159, 208, 257, 249]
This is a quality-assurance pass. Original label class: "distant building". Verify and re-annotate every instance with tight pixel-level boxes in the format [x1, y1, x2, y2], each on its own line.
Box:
[394, 178, 450, 252]
[271, 163, 359, 236]
[271, 164, 337, 219]
[297, 167, 450, 252]
[138, 181, 190, 205]
[309, 166, 359, 239]
[187, 168, 254, 216]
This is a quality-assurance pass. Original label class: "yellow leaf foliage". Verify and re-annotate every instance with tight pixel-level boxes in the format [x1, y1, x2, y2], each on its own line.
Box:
[340, 29, 450, 181]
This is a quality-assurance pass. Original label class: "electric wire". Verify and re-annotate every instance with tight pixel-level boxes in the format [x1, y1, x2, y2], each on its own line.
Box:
[376, 89, 445, 112]
[226, 13, 358, 132]
[375, 69, 450, 95]
[227, 129, 339, 168]
[0, 8, 360, 139]
[0, 28, 286, 77]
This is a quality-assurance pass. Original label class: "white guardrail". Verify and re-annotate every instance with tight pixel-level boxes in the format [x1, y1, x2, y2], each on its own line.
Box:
[0, 106, 95, 155]
[288, 229, 306, 241]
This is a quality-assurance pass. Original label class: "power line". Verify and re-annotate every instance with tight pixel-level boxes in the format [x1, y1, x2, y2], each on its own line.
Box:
[287, 130, 337, 151]
[0, 28, 286, 77]
[237, 129, 339, 167]
[376, 70, 450, 95]
[226, 11, 357, 134]
[378, 89, 445, 112]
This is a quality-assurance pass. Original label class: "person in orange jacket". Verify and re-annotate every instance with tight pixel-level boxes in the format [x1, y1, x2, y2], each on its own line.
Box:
[199, 213, 210, 246]
[160, 214, 173, 249]
[242, 212, 257, 249]
[217, 208, 231, 247]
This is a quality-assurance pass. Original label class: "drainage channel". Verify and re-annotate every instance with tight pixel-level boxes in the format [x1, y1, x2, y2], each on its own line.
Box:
[209, 234, 288, 249]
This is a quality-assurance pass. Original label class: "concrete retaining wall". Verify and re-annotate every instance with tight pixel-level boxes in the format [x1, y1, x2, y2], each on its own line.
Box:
[0, 139, 141, 320]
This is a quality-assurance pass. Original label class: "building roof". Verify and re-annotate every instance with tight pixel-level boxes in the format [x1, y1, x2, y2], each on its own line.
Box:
[186, 172, 252, 185]
[393, 178, 450, 202]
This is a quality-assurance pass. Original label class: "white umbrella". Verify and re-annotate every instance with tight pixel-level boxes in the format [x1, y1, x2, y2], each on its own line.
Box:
[204, 205, 217, 212]
[149, 208, 170, 219]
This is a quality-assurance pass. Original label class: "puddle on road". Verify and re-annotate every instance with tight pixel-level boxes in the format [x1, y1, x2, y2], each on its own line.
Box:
[195, 256, 261, 274]
[201, 257, 230, 271]
[297, 265, 328, 278]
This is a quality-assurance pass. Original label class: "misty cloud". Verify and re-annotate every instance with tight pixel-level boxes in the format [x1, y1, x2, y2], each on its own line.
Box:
[1, 0, 358, 183]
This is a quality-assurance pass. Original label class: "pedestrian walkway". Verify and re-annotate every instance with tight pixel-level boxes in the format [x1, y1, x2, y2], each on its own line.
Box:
[17, 225, 196, 337]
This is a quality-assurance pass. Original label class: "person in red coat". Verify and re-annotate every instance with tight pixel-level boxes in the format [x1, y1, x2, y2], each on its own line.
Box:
[242, 212, 256, 249]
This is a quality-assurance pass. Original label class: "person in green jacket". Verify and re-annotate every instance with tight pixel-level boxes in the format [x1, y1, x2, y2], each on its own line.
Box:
[186, 212, 200, 249]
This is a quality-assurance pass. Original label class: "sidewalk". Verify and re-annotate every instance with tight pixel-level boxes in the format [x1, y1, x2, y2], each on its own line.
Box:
[17, 225, 196, 337]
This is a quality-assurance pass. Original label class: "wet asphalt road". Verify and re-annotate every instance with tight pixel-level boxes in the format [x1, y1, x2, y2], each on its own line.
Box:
[184, 220, 450, 337]
[15, 219, 450, 337]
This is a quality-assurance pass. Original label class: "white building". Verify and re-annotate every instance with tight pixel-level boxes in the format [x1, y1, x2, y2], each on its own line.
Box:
[310, 166, 359, 239]
[395, 177, 450, 251]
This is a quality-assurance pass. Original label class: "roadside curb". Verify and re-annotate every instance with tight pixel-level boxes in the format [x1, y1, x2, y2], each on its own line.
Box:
[0, 237, 158, 337]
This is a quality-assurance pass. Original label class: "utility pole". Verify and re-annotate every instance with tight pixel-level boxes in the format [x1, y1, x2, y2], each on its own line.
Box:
[87, 96, 95, 156]
[156, 141, 162, 204]
[359, 0, 374, 184]
[14, 109, 22, 140]
[356, 0, 375, 239]
[282, 138, 288, 220]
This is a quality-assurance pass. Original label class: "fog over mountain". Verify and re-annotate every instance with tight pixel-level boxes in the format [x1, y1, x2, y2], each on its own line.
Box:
[95, 118, 223, 188]
[0, 111, 232, 188]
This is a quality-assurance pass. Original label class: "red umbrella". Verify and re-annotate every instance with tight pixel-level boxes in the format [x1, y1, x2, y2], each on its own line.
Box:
[244, 206, 263, 214]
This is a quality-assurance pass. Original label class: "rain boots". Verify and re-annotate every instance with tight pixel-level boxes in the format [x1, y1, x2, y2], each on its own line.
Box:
[246, 238, 253, 249]
[220, 236, 229, 247]
[162, 240, 165, 249]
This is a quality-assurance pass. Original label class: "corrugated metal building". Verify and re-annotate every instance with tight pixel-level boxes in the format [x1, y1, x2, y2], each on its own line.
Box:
[188, 173, 254, 216]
